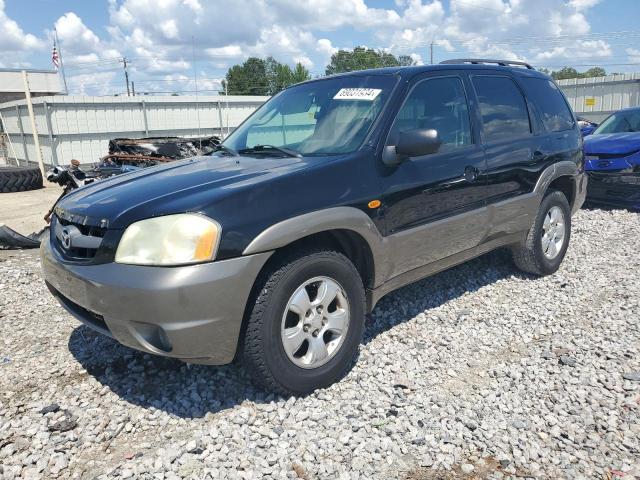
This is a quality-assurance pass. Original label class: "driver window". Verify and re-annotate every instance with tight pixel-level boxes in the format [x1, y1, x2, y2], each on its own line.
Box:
[389, 76, 472, 151]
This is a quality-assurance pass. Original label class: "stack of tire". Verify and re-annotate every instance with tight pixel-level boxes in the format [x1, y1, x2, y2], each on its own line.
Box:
[0, 166, 43, 193]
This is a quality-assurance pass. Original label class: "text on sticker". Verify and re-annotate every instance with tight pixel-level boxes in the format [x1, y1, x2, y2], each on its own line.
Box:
[333, 88, 382, 101]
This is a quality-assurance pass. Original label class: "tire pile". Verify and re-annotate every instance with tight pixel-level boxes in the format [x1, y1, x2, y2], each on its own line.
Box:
[0, 166, 43, 193]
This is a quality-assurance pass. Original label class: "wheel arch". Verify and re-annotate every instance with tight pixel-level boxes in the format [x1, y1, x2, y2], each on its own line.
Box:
[534, 161, 580, 210]
[243, 206, 384, 289]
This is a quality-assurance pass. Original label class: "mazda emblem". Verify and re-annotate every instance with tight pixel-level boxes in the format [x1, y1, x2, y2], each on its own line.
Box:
[61, 228, 71, 249]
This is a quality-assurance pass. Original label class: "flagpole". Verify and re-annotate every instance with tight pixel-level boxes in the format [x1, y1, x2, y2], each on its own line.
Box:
[54, 28, 69, 95]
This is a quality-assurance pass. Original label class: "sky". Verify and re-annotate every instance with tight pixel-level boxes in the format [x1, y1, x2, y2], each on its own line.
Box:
[1, 0, 639, 96]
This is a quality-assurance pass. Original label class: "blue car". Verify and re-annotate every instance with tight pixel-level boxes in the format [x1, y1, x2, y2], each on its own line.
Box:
[584, 107, 640, 210]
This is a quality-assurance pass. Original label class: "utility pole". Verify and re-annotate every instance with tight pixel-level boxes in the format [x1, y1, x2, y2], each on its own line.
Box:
[120, 57, 131, 96]
[430, 40, 434, 65]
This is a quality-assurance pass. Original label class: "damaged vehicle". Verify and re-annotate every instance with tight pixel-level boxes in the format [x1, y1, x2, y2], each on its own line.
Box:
[584, 107, 640, 210]
[41, 60, 586, 395]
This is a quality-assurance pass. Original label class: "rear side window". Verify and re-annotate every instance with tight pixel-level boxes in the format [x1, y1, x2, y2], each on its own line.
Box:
[521, 78, 575, 132]
[389, 76, 472, 151]
[472, 76, 531, 142]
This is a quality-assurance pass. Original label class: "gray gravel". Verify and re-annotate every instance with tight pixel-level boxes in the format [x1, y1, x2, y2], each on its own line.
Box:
[1, 208, 639, 479]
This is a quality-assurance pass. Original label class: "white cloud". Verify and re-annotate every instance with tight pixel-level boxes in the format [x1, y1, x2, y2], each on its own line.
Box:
[0, 0, 45, 67]
[569, 0, 602, 10]
[627, 48, 640, 64]
[0, 0, 621, 93]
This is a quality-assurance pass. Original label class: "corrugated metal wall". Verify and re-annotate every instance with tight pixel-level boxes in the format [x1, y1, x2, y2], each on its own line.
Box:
[0, 95, 268, 166]
[558, 74, 640, 123]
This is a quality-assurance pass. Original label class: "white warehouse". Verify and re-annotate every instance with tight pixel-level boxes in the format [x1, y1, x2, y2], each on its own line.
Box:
[0, 95, 268, 167]
[558, 73, 640, 123]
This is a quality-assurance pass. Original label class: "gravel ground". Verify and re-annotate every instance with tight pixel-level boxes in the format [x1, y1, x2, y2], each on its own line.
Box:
[1, 208, 639, 480]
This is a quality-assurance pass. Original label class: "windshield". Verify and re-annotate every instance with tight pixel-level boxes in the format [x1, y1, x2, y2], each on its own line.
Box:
[593, 110, 640, 135]
[223, 75, 397, 156]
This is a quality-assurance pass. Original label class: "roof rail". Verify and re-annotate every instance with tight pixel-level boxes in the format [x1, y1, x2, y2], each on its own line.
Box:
[440, 58, 534, 70]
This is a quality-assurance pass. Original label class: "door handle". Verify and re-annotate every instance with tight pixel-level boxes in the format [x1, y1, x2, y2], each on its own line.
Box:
[531, 150, 546, 162]
[431, 166, 480, 191]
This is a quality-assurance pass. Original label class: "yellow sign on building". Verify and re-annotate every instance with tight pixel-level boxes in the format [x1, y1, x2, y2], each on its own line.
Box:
[585, 98, 596, 106]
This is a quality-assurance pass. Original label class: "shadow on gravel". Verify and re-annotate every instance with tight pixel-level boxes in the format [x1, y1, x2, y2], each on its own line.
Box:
[364, 248, 519, 344]
[68, 249, 521, 418]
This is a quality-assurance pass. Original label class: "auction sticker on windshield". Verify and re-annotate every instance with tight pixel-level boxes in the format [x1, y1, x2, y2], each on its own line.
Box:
[333, 88, 382, 101]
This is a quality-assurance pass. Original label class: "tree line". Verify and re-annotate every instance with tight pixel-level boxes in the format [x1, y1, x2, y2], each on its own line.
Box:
[222, 47, 611, 95]
[222, 47, 415, 95]
[539, 66, 610, 80]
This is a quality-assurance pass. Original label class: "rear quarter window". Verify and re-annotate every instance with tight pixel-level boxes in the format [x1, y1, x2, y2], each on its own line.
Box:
[521, 77, 575, 132]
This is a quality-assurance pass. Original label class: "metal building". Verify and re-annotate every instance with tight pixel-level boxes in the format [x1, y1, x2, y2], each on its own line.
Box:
[0, 95, 268, 167]
[558, 73, 640, 123]
[0, 68, 61, 104]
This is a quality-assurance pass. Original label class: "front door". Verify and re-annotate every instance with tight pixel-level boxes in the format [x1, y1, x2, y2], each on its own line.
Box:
[380, 73, 488, 277]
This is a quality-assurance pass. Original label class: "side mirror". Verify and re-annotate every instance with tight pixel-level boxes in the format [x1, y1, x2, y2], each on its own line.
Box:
[382, 129, 442, 167]
[397, 128, 441, 157]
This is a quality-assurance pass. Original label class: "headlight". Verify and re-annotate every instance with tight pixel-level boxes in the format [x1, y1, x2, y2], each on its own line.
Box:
[115, 214, 221, 266]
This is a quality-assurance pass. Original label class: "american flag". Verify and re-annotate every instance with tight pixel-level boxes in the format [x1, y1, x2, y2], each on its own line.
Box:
[52, 42, 60, 70]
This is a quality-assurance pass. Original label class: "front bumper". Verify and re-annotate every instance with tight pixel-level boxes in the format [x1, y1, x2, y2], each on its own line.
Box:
[586, 171, 640, 210]
[41, 235, 272, 364]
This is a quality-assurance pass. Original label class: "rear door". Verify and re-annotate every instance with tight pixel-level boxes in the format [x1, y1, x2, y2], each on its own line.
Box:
[380, 72, 488, 276]
[470, 73, 545, 203]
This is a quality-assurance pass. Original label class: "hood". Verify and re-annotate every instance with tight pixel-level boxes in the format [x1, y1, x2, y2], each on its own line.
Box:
[55, 154, 306, 228]
[584, 132, 640, 156]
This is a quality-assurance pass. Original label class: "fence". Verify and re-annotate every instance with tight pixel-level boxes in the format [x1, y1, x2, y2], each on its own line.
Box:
[0, 95, 269, 167]
[558, 73, 640, 123]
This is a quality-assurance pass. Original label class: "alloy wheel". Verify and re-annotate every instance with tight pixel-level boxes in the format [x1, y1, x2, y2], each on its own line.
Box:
[280, 276, 350, 369]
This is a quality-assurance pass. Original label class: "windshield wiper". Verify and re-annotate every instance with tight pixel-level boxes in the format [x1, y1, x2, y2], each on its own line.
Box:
[210, 144, 239, 156]
[238, 145, 301, 158]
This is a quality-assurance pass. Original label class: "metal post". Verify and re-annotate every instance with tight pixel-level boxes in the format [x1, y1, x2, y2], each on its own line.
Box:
[217, 100, 223, 137]
[225, 82, 230, 137]
[22, 70, 46, 177]
[43, 101, 58, 166]
[430, 41, 434, 65]
[15, 105, 28, 165]
[141, 100, 149, 136]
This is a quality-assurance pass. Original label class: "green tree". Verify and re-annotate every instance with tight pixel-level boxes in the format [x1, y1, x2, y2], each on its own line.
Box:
[223, 57, 268, 95]
[551, 67, 580, 80]
[583, 67, 606, 78]
[325, 46, 416, 75]
[223, 57, 310, 96]
[547, 66, 607, 81]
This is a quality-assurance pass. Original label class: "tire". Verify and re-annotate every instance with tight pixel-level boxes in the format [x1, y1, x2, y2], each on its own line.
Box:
[243, 249, 366, 395]
[511, 189, 571, 276]
[0, 166, 43, 193]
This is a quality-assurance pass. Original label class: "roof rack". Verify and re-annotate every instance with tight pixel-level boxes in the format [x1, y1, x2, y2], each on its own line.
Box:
[440, 58, 534, 70]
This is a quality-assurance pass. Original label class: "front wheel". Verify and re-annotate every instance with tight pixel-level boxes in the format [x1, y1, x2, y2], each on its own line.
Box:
[511, 190, 571, 276]
[242, 250, 365, 395]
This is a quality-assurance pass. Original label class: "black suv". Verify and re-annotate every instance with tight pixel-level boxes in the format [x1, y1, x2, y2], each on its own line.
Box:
[42, 59, 586, 395]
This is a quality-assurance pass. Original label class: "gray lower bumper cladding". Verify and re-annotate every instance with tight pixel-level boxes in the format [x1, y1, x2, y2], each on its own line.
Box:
[41, 238, 272, 364]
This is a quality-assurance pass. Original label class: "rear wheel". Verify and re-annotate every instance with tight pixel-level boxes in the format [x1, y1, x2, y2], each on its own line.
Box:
[511, 190, 571, 276]
[242, 250, 365, 395]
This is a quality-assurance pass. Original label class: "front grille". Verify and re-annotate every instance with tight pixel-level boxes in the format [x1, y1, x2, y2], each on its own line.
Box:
[53, 215, 107, 260]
